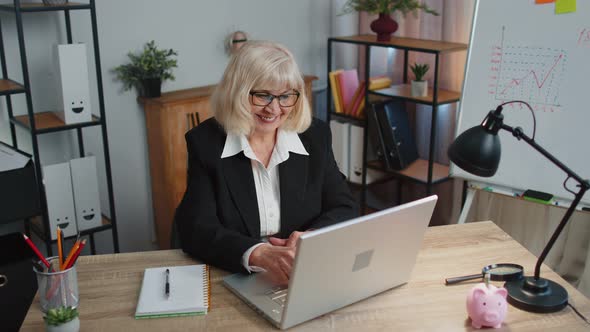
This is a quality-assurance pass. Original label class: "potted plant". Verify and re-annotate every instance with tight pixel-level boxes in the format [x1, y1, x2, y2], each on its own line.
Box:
[113, 40, 178, 98]
[44, 306, 80, 332]
[341, 0, 439, 41]
[410, 62, 429, 97]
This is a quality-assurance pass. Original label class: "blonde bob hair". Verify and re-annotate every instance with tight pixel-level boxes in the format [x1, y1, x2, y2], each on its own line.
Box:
[211, 40, 312, 136]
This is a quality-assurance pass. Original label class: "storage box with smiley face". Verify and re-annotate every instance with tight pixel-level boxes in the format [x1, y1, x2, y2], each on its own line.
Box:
[54, 43, 92, 124]
[70, 156, 102, 231]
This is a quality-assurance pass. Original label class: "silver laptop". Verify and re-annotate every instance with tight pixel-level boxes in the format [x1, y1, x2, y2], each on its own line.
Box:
[223, 195, 438, 329]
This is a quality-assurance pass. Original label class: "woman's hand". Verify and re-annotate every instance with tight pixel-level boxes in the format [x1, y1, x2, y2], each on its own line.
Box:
[249, 231, 313, 285]
[249, 243, 295, 286]
[268, 230, 309, 248]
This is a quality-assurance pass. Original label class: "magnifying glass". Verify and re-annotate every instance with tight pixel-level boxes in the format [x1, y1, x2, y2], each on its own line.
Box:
[445, 263, 524, 285]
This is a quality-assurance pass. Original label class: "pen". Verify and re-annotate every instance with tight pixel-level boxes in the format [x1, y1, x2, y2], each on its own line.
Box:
[165, 269, 170, 298]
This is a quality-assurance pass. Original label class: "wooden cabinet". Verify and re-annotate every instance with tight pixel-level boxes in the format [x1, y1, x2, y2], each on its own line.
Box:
[140, 76, 316, 249]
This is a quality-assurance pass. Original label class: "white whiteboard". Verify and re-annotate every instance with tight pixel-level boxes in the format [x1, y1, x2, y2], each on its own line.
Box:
[452, 0, 590, 204]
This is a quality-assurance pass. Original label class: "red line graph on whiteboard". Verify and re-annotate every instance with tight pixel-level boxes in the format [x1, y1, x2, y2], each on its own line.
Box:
[498, 53, 563, 96]
[488, 27, 566, 112]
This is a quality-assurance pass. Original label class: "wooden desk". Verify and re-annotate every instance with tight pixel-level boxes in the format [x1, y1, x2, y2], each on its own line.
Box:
[21, 222, 590, 331]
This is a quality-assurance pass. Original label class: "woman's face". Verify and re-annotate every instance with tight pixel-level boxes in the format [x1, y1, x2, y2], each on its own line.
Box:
[249, 87, 299, 136]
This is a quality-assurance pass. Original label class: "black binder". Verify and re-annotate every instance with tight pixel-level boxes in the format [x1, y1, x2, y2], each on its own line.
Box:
[367, 104, 387, 163]
[0, 141, 41, 224]
[371, 100, 419, 170]
[0, 233, 38, 332]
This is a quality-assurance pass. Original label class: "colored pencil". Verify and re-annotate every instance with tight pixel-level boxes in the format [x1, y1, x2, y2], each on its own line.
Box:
[65, 239, 86, 269]
[22, 234, 51, 269]
[57, 227, 64, 270]
[61, 239, 81, 271]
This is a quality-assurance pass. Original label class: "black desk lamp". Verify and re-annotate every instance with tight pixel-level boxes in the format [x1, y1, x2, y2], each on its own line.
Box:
[448, 100, 590, 313]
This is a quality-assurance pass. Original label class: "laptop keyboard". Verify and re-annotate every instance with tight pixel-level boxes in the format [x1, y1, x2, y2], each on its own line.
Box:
[266, 286, 288, 306]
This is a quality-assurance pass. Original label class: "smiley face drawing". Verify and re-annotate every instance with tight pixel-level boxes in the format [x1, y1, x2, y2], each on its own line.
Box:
[82, 208, 95, 221]
[71, 100, 85, 114]
[353, 165, 362, 177]
[75, 201, 101, 230]
[55, 216, 72, 231]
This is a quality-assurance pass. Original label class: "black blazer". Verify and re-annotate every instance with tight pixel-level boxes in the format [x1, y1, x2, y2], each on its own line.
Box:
[175, 118, 358, 273]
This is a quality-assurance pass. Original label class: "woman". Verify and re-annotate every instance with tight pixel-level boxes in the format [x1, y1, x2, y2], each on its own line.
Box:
[176, 41, 358, 285]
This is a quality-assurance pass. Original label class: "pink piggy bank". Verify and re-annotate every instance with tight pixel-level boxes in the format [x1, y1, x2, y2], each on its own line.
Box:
[466, 283, 508, 329]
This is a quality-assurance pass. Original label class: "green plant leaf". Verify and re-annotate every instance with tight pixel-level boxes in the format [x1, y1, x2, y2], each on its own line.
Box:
[410, 62, 429, 81]
[112, 40, 178, 92]
[43, 306, 79, 326]
[340, 0, 439, 16]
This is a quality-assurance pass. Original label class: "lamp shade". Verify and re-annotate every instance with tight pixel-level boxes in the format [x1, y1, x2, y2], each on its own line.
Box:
[448, 125, 501, 177]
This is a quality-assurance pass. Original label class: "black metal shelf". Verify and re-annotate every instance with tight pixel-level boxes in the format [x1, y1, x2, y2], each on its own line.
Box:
[366, 159, 452, 185]
[329, 111, 364, 126]
[368, 85, 462, 106]
[328, 35, 468, 55]
[29, 214, 112, 255]
[327, 35, 468, 211]
[348, 179, 404, 214]
[328, 94, 389, 126]
[29, 214, 112, 241]
[0, 2, 91, 13]
[10, 111, 102, 134]
[0, 0, 120, 256]
[0, 78, 25, 95]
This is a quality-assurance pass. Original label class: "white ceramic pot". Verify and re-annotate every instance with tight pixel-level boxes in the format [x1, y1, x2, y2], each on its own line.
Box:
[46, 317, 80, 332]
[411, 80, 428, 97]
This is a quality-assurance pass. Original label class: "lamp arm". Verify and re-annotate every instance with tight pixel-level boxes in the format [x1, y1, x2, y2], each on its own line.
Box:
[500, 123, 590, 279]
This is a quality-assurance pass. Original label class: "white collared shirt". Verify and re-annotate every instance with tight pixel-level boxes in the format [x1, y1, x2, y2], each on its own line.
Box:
[221, 129, 309, 272]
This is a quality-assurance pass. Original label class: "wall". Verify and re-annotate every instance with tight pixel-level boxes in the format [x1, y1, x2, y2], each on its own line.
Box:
[0, 0, 333, 253]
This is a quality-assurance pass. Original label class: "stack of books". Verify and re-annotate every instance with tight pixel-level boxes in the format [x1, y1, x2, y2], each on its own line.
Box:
[329, 69, 392, 118]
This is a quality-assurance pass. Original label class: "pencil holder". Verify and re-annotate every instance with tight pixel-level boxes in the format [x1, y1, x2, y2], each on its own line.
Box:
[33, 257, 79, 313]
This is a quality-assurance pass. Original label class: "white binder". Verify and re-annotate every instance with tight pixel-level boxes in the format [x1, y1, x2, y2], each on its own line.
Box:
[329, 120, 350, 179]
[70, 156, 102, 231]
[54, 43, 92, 124]
[349, 124, 386, 184]
[43, 162, 78, 239]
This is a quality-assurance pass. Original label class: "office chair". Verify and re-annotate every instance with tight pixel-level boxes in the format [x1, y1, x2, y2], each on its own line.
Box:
[170, 217, 181, 249]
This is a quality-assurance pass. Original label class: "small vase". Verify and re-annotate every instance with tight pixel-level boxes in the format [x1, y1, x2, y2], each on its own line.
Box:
[141, 78, 162, 98]
[370, 13, 398, 42]
[411, 80, 428, 97]
[46, 317, 80, 332]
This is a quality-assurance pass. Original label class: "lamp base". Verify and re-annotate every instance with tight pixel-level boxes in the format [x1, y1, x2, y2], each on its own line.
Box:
[504, 276, 568, 313]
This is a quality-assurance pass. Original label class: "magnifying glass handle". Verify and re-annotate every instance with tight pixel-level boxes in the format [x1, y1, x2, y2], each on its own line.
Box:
[445, 274, 482, 285]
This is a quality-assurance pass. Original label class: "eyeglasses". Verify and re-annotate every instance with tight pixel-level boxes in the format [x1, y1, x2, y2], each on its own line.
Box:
[249, 90, 300, 107]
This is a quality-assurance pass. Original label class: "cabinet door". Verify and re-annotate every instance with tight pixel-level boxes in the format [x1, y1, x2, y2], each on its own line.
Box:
[144, 98, 211, 249]
[169, 100, 212, 211]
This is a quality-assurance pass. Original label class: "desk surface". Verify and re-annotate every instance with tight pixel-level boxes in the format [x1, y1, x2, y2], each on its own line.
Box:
[21, 221, 590, 331]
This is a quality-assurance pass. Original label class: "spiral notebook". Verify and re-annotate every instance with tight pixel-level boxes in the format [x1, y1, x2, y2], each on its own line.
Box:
[135, 264, 210, 319]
